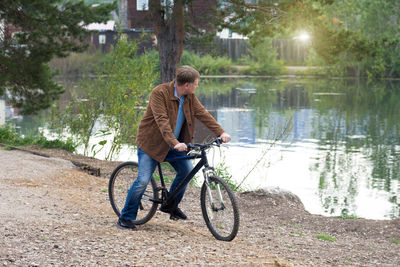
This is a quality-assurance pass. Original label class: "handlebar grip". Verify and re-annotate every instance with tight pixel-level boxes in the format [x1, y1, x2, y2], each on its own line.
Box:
[187, 143, 195, 150]
[187, 137, 222, 150]
[215, 137, 223, 145]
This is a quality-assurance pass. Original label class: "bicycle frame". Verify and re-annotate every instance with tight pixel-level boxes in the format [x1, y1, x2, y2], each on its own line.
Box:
[156, 148, 211, 208]
[109, 137, 239, 241]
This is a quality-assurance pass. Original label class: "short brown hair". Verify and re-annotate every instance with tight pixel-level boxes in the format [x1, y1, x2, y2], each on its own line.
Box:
[175, 66, 200, 86]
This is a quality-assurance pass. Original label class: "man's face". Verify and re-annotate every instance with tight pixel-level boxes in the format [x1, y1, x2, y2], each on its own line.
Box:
[183, 78, 199, 95]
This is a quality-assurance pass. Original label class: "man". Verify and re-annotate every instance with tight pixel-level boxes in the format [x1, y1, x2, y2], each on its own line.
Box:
[116, 65, 231, 230]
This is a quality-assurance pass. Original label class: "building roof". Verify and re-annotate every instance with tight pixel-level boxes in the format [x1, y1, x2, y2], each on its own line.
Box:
[85, 20, 115, 31]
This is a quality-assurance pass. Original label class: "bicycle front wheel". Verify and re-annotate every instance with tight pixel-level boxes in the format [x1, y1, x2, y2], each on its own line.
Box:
[200, 175, 240, 241]
[108, 161, 159, 225]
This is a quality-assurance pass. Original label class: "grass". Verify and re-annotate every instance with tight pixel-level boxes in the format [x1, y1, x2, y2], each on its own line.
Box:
[333, 214, 361, 219]
[316, 234, 337, 242]
[153, 173, 174, 184]
[391, 238, 400, 244]
[290, 231, 305, 237]
[0, 125, 77, 152]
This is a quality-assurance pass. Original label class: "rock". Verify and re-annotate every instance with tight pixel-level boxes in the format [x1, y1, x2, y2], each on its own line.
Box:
[242, 186, 305, 209]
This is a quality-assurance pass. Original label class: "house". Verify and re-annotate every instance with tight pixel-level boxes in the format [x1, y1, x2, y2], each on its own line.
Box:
[0, 20, 19, 41]
[85, 19, 154, 53]
[119, 0, 217, 31]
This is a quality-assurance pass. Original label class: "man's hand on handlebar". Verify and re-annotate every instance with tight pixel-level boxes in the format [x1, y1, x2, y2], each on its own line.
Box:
[174, 132, 230, 152]
[174, 142, 188, 152]
[220, 132, 231, 143]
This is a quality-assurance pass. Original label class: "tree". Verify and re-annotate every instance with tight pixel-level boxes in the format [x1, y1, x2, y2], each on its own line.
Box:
[145, 0, 333, 82]
[150, 0, 184, 83]
[146, 0, 223, 83]
[229, 0, 375, 67]
[0, 0, 115, 114]
[327, 0, 400, 78]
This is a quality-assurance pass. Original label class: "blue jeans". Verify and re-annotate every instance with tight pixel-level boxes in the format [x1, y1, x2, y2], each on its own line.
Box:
[120, 147, 194, 221]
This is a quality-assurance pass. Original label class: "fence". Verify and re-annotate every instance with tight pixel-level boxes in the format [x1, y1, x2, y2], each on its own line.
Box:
[87, 31, 310, 63]
[214, 38, 310, 63]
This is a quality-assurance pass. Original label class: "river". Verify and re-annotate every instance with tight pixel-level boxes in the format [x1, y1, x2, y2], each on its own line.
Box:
[6, 76, 400, 220]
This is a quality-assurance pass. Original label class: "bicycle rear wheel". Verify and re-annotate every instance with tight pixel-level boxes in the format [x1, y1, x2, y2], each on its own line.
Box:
[200, 175, 240, 241]
[108, 161, 159, 225]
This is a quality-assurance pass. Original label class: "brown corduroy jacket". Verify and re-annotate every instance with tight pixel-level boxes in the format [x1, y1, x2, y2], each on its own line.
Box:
[136, 80, 225, 162]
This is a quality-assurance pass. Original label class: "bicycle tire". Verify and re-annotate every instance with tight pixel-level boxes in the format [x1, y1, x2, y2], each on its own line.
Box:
[108, 161, 159, 225]
[200, 175, 240, 241]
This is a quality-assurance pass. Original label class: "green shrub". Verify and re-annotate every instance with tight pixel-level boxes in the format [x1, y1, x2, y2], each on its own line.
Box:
[180, 50, 235, 75]
[29, 136, 77, 152]
[238, 38, 285, 75]
[0, 125, 77, 152]
[0, 125, 19, 144]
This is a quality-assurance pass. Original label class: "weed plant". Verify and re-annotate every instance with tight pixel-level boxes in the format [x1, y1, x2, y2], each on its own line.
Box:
[214, 151, 241, 192]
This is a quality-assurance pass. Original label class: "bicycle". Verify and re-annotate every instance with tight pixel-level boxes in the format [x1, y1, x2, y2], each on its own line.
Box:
[108, 138, 240, 241]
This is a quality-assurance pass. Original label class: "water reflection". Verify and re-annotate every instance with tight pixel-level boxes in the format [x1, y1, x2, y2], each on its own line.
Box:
[196, 78, 400, 219]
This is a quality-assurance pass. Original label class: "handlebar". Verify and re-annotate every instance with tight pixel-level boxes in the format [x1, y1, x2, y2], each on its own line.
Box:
[187, 137, 223, 151]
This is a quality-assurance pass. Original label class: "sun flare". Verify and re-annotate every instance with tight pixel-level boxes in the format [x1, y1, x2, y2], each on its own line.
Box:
[294, 32, 311, 41]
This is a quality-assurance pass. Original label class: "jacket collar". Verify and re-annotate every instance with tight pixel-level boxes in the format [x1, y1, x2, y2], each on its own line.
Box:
[168, 80, 178, 100]
[168, 79, 193, 101]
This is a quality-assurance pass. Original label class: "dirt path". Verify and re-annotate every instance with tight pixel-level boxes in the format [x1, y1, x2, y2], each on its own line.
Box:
[1, 148, 399, 266]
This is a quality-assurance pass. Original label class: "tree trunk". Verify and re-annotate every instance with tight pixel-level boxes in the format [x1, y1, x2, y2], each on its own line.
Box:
[118, 0, 128, 30]
[151, 0, 185, 83]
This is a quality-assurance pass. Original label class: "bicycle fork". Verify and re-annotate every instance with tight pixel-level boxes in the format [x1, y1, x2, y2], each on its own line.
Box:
[203, 168, 226, 211]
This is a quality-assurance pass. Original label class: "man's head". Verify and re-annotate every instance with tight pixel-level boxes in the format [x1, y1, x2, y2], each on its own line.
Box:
[175, 66, 200, 86]
[175, 66, 200, 96]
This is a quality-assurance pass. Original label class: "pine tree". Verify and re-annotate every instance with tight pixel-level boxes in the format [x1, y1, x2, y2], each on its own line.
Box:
[0, 0, 115, 114]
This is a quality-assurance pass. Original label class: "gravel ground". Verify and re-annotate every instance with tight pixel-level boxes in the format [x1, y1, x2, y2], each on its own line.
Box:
[1, 147, 400, 266]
